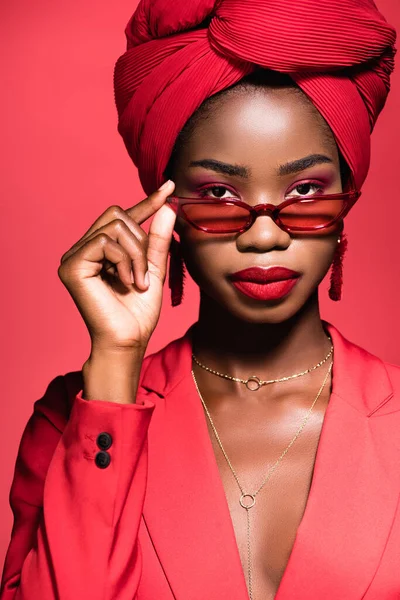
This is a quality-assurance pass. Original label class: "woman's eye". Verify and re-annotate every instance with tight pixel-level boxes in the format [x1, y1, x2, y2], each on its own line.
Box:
[287, 183, 323, 197]
[199, 185, 232, 199]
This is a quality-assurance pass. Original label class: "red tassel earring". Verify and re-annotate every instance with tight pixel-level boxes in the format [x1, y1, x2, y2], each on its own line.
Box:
[328, 231, 348, 301]
[168, 235, 186, 306]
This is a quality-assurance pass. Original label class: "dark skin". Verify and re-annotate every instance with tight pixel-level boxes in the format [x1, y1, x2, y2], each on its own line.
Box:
[59, 83, 345, 598]
[170, 87, 344, 598]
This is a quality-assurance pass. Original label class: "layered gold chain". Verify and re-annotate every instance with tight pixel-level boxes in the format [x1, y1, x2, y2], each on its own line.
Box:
[192, 338, 333, 391]
[191, 356, 333, 600]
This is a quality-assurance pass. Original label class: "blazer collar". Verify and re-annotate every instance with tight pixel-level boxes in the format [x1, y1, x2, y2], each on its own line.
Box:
[141, 321, 399, 599]
[140, 319, 394, 416]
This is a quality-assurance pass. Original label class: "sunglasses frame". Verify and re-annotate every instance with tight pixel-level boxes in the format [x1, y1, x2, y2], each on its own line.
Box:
[167, 190, 361, 234]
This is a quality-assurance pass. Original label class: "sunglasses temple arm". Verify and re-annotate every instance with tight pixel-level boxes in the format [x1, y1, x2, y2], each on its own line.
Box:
[166, 196, 179, 212]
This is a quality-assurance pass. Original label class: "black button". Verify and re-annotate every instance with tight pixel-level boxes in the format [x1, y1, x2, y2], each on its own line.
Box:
[95, 451, 111, 469]
[96, 432, 113, 450]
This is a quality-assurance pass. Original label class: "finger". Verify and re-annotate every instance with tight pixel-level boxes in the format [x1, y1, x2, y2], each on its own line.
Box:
[126, 179, 175, 225]
[61, 206, 149, 265]
[59, 233, 135, 291]
[64, 220, 149, 290]
[106, 221, 148, 290]
[147, 202, 178, 281]
[61, 181, 175, 263]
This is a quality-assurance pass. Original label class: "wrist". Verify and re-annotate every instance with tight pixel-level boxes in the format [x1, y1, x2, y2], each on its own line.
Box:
[82, 346, 146, 404]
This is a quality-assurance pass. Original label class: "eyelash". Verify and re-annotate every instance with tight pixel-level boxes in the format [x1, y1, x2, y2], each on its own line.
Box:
[197, 181, 325, 199]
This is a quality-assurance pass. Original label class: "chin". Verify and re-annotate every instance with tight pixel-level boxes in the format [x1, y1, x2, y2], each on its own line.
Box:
[209, 285, 306, 325]
[226, 301, 303, 325]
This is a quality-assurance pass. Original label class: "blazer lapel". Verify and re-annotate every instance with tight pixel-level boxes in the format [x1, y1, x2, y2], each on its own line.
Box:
[140, 321, 400, 600]
[141, 328, 249, 600]
[276, 321, 400, 599]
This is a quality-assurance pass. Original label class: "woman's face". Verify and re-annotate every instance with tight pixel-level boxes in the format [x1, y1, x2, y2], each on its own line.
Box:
[171, 86, 344, 324]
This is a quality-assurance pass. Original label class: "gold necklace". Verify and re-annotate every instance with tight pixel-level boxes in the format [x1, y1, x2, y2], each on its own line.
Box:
[191, 358, 333, 600]
[192, 336, 333, 391]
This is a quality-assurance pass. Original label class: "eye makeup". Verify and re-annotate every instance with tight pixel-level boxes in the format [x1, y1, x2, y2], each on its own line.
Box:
[193, 177, 334, 201]
[184, 161, 341, 199]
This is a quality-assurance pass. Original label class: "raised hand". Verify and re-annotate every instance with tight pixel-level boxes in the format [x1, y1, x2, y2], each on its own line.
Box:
[58, 180, 177, 354]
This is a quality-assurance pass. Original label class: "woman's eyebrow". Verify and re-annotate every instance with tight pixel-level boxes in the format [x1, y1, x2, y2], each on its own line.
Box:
[189, 154, 333, 178]
[189, 158, 249, 177]
[278, 154, 333, 175]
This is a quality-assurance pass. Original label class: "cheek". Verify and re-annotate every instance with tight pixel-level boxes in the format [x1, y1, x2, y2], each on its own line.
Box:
[296, 237, 338, 283]
[179, 229, 233, 280]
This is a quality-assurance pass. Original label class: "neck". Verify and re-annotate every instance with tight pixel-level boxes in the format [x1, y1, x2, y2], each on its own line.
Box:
[192, 290, 331, 381]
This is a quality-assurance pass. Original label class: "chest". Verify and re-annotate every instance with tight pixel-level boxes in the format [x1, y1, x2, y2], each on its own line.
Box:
[203, 399, 328, 600]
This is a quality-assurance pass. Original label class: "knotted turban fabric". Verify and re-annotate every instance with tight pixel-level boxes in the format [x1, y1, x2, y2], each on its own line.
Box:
[113, 0, 396, 196]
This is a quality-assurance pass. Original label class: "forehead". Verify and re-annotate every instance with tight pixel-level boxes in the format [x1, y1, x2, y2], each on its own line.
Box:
[180, 88, 338, 174]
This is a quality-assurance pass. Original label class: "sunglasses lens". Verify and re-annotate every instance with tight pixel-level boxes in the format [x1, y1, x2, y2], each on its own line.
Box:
[279, 198, 346, 229]
[182, 202, 250, 232]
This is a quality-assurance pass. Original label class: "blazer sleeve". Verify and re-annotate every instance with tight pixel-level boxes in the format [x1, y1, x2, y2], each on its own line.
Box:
[0, 368, 156, 600]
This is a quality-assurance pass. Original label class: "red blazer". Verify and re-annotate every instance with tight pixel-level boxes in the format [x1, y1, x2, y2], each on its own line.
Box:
[1, 320, 400, 600]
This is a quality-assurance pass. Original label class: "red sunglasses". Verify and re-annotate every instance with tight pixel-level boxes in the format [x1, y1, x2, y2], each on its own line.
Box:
[167, 190, 361, 234]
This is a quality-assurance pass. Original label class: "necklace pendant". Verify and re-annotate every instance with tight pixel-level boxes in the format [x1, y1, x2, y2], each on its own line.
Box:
[240, 493, 256, 509]
[245, 376, 262, 391]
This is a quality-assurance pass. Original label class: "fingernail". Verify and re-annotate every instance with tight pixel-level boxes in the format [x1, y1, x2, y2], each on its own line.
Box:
[144, 271, 150, 287]
[158, 179, 172, 191]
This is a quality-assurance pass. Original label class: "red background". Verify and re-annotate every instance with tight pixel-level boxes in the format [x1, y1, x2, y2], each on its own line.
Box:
[1, 0, 399, 567]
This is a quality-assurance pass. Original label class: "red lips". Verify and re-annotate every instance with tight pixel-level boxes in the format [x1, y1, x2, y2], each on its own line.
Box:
[230, 266, 301, 283]
[229, 267, 301, 301]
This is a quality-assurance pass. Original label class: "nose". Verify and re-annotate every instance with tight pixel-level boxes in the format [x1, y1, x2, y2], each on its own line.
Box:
[235, 212, 291, 253]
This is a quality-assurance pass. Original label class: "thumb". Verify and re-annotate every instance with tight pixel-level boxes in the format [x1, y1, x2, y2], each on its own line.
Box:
[147, 202, 177, 281]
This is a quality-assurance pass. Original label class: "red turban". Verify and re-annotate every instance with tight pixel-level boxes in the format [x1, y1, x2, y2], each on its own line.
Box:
[113, 0, 397, 196]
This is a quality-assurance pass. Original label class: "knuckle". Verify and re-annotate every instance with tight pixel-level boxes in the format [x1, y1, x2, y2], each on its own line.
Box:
[108, 205, 124, 218]
[111, 218, 126, 233]
[96, 232, 110, 245]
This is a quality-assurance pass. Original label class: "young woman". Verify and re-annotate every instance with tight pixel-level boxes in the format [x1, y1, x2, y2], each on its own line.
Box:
[1, 1, 399, 599]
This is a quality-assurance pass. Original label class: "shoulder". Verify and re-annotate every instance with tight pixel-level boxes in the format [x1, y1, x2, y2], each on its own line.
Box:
[351, 346, 400, 414]
[32, 373, 78, 431]
[383, 360, 400, 387]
